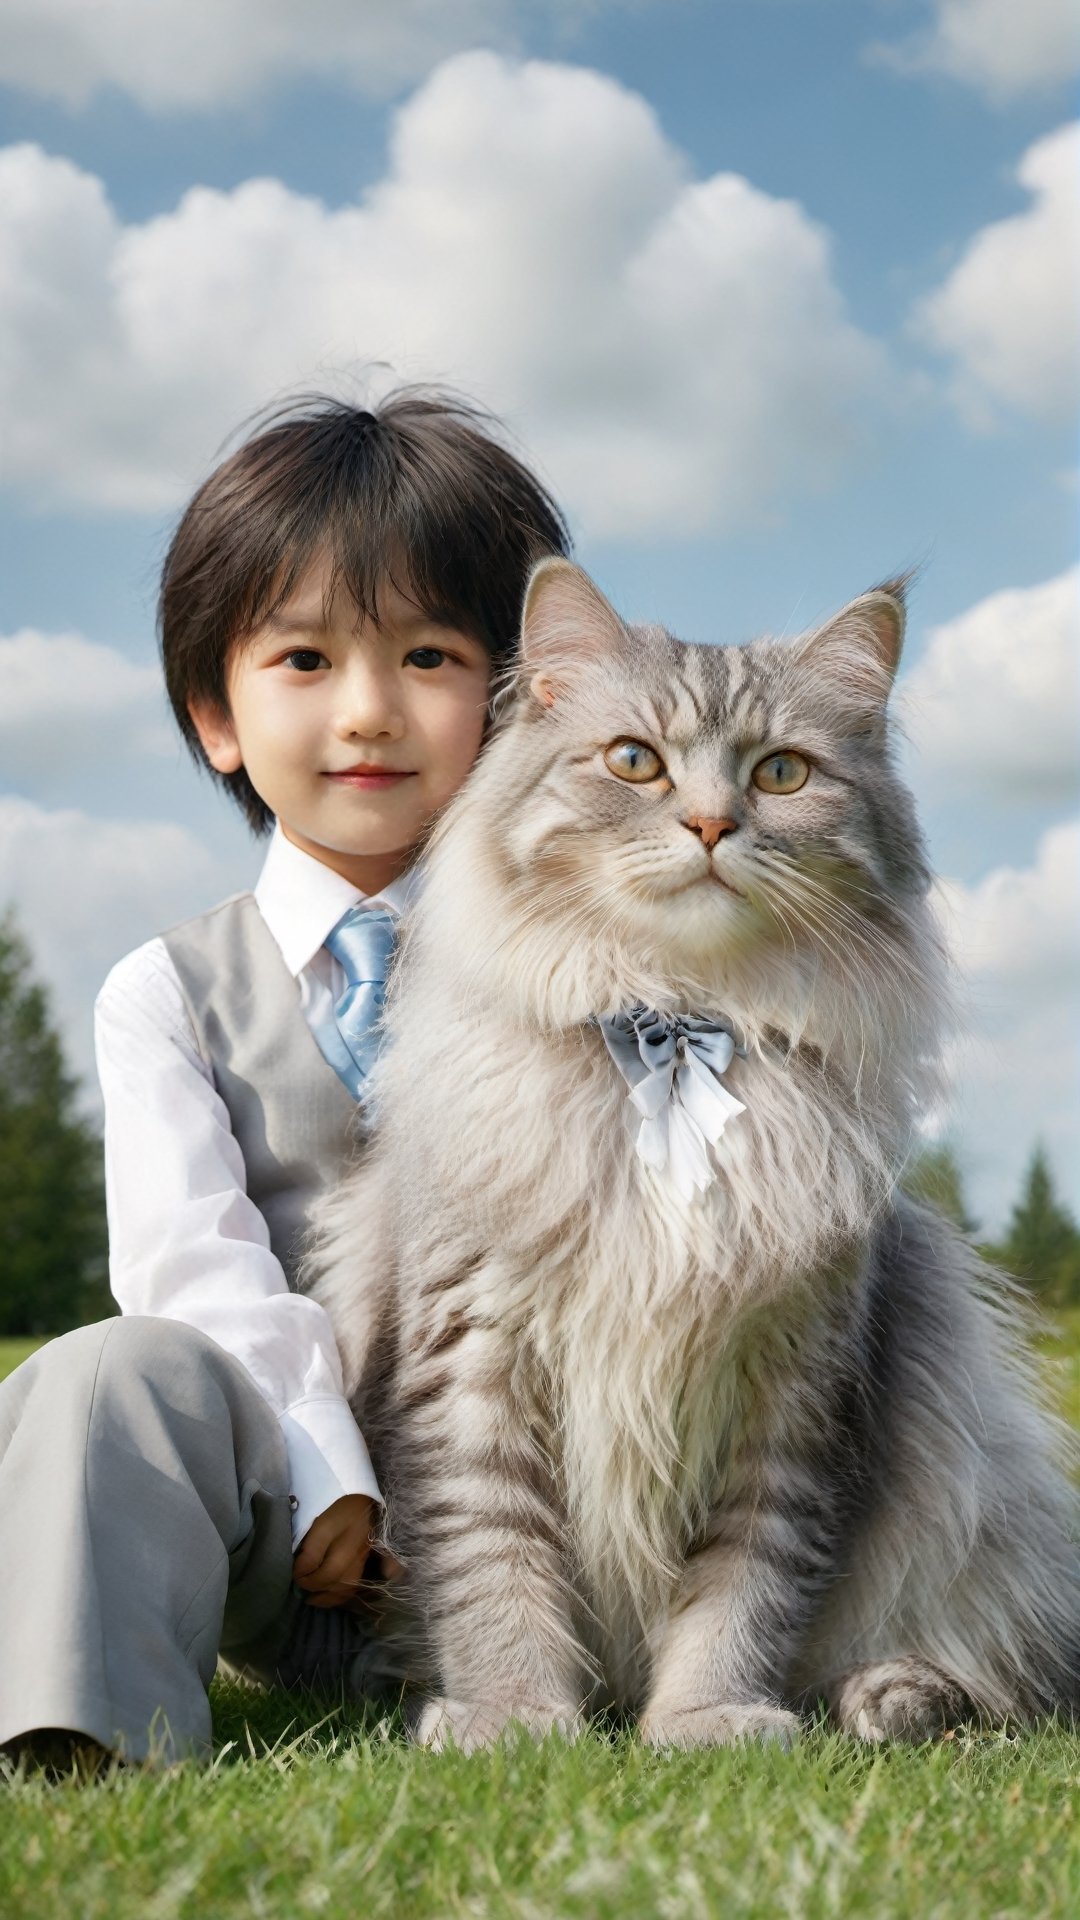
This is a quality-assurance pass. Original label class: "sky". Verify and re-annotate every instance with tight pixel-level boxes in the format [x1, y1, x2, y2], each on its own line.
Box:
[0, 0, 1077, 1231]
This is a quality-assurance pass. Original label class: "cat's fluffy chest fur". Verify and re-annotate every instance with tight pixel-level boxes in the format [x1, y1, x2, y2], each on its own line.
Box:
[333, 999, 874, 1683]
[530, 1172, 848, 1692]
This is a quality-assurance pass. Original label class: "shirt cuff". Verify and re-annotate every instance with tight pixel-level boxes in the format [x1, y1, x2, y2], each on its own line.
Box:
[278, 1396, 382, 1550]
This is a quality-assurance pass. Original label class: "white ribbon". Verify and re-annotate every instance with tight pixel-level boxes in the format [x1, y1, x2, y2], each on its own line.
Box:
[597, 1007, 746, 1201]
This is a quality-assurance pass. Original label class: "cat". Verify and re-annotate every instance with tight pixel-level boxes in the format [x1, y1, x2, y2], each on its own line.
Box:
[306, 558, 1080, 1751]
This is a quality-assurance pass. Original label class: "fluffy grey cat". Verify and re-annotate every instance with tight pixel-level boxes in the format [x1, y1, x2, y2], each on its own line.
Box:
[308, 558, 1080, 1751]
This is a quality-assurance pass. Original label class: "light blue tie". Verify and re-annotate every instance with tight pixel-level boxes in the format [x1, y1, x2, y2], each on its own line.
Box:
[314, 904, 398, 1104]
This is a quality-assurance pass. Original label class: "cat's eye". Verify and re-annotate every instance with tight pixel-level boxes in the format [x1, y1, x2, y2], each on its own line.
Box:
[603, 739, 666, 783]
[752, 750, 810, 794]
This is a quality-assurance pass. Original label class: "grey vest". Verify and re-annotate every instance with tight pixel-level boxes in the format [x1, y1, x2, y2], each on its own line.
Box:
[162, 893, 360, 1287]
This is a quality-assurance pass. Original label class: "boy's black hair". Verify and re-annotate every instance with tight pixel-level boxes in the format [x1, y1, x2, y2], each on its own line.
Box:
[159, 388, 572, 834]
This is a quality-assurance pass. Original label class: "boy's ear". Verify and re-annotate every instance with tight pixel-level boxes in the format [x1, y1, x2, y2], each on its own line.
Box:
[521, 558, 626, 708]
[187, 696, 243, 773]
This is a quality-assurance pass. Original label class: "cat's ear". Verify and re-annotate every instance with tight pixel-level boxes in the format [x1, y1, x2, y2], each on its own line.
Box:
[791, 582, 907, 710]
[520, 558, 626, 708]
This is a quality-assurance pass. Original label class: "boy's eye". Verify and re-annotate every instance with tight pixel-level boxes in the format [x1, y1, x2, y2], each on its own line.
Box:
[283, 649, 326, 673]
[406, 647, 447, 670]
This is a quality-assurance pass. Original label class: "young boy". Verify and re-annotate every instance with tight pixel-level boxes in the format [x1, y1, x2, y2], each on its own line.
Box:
[0, 391, 569, 1769]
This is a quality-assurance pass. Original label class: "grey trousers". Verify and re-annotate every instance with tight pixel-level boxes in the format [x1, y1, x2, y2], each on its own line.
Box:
[0, 1317, 389, 1764]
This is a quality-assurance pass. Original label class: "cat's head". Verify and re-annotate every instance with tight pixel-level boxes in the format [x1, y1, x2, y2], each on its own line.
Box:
[426, 559, 944, 1069]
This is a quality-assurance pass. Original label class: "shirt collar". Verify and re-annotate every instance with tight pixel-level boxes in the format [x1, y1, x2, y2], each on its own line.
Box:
[254, 822, 420, 978]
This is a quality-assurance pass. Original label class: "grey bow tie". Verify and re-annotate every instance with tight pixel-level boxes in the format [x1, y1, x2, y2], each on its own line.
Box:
[597, 1005, 746, 1197]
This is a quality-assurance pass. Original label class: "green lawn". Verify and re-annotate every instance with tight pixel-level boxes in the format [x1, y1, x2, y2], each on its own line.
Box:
[1044, 1306, 1080, 1430]
[3, 1696, 1080, 1919]
[3, 1319, 1080, 1919]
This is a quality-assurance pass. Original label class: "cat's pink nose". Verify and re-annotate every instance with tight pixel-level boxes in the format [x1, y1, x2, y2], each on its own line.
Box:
[685, 814, 738, 851]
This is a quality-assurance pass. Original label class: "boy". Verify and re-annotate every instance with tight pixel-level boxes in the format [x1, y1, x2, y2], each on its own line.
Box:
[0, 391, 570, 1769]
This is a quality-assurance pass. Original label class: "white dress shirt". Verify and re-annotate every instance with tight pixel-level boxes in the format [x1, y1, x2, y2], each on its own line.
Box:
[94, 825, 416, 1549]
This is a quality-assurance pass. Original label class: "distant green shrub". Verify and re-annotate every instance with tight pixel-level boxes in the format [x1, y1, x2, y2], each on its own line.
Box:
[986, 1144, 1080, 1309]
[0, 913, 110, 1335]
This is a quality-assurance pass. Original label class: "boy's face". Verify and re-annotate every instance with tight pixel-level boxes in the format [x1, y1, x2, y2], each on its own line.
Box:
[189, 555, 492, 889]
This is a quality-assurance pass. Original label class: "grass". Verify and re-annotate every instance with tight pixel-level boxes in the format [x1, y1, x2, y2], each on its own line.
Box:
[4, 1698, 1080, 1919]
[1044, 1306, 1080, 1431]
[3, 1319, 1080, 1919]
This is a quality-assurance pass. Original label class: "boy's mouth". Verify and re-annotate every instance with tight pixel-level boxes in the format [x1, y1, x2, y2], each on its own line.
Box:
[323, 764, 416, 790]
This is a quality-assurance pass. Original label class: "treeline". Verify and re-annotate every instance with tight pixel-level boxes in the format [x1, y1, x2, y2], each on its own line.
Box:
[906, 1142, 1080, 1310]
[1, 911, 1079, 1335]
[0, 917, 109, 1336]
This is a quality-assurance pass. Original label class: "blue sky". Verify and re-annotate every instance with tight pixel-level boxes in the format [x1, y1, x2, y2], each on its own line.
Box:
[0, 0, 1076, 1228]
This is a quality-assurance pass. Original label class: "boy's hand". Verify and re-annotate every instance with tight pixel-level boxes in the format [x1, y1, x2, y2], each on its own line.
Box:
[293, 1493, 376, 1609]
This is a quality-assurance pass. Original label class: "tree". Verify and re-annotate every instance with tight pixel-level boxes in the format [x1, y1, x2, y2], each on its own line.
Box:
[0, 913, 109, 1335]
[902, 1142, 976, 1233]
[992, 1145, 1080, 1309]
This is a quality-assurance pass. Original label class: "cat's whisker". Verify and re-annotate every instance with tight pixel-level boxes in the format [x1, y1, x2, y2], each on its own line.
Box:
[758, 854, 932, 980]
[753, 865, 867, 990]
[467, 902, 632, 1010]
[756, 857, 927, 1007]
[774, 886, 923, 987]
[746, 871, 895, 1095]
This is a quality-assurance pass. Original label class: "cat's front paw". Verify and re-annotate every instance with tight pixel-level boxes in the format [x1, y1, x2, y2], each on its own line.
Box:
[829, 1658, 973, 1744]
[412, 1696, 581, 1753]
[639, 1701, 801, 1751]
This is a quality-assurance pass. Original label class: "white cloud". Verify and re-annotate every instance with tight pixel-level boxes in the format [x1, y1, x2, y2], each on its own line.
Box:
[900, 567, 1080, 806]
[934, 817, 1080, 1229]
[873, 0, 1078, 101]
[0, 630, 172, 792]
[914, 122, 1080, 427]
[7, 0, 1072, 114]
[0, 52, 884, 538]
[939, 816, 1080, 997]
[0, 797, 254, 1093]
[0, 0, 618, 110]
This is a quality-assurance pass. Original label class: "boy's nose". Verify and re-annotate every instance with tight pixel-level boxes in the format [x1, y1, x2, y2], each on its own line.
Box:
[341, 709, 405, 741]
[337, 675, 406, 740]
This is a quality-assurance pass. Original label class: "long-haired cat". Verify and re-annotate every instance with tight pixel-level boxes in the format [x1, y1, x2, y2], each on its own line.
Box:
[307, 559, 1079, 1750]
